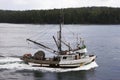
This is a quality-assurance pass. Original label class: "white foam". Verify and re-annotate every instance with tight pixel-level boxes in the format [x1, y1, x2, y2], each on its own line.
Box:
[0, 57, 22, 63]
[0, 57, 98, 72]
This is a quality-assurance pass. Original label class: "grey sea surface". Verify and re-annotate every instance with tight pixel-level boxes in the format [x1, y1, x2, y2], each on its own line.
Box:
[0, 23, 120, 80]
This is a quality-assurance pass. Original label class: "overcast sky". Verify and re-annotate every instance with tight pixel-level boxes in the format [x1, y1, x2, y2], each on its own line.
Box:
[0, 0, 120, 10]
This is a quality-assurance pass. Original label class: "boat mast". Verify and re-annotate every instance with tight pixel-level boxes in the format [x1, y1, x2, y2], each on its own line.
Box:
[58, 15, 62, 53]
[58, 9, 63, 53]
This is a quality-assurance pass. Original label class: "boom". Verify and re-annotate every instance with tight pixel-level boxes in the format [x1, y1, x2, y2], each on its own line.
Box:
[27, 39, 58, 54]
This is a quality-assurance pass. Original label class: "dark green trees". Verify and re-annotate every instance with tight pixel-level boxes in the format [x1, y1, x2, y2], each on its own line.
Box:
[0, 7, 120, 24]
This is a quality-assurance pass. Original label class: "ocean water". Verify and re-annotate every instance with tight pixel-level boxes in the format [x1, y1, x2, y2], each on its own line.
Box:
[0, 23, 120, 80]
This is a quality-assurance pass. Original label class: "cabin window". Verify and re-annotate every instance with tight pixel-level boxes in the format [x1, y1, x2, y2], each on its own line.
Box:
[76, 52, 80, 54]
[63, 56, 67, 59]
[75, 55, 77, 60]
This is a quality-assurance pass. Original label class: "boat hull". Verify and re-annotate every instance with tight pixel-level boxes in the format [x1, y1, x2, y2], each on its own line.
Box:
[21, 55, 96, 68]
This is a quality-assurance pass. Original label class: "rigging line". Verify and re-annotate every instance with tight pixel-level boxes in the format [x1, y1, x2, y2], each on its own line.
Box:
[27, 39, 58, 54]
[64, 26, 81, 37]
[62, 34, 69, 46]
[37, 27, 50, 37]
[65, 28, 81, 41]
[35, 29, 51, 40]
[28, 25, 55, 40]
[61, 31, 74, 49]
[28, 26, 49, 40]
[34, 25, 58, 41]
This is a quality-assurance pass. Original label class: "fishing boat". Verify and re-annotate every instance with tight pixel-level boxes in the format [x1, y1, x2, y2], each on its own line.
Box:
[21, 11, 96, 68]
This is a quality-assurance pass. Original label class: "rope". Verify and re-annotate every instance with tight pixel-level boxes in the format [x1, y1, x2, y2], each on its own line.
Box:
[28, 25, 57, 41]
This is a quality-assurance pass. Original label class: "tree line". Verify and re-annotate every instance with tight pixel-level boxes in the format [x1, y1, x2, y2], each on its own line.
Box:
[0, 7, 120, 24]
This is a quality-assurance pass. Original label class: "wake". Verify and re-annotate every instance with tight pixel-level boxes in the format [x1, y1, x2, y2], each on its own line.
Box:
[0, 57, 98, 72]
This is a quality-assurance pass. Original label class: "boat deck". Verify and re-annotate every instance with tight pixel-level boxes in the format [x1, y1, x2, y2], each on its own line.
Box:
[21, 58, 59, 65]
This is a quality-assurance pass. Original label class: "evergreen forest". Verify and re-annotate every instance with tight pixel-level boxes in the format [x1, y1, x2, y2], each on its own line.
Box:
[0, 7, 120, 24]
